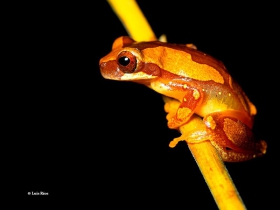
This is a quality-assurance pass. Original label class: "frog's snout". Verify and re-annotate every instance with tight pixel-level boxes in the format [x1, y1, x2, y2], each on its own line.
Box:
[99, 60, 123, 80]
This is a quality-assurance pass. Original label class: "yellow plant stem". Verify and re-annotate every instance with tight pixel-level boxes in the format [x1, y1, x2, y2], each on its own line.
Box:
[188, 141, 246, 209]
[107, 0, 157, 42]
[106, 0, 246, 209]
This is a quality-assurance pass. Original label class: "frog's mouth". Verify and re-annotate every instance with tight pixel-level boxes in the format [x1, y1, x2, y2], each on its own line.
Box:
[120, 72, 157, 81]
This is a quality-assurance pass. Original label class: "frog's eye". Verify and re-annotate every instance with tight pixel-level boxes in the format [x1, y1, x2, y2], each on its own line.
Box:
[117, 51, 137, 73]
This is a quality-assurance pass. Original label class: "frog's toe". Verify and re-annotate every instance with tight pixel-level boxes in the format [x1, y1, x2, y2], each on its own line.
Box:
[259, 140, 267, 155]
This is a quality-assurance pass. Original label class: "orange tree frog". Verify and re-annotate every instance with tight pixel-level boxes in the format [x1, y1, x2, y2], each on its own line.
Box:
[99, 36, 267, 162]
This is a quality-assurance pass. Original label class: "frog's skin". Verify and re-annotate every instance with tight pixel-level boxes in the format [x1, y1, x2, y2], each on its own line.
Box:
[99, 36, 267, 162]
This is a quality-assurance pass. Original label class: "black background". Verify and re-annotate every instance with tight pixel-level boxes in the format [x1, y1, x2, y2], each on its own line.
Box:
[13, 1, 278, 209]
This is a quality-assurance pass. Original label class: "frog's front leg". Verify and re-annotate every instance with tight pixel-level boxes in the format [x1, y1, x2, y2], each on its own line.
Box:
[163, 87, 203, 129]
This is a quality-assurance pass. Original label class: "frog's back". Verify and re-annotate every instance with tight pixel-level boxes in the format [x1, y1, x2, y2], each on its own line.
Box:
[132, 41, 256, 117]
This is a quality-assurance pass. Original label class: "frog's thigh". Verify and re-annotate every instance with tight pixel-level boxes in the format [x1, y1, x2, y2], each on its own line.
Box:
[203, 111, 253, 149]
[203, 111, 267, 162]
[169, 115, 212, 148]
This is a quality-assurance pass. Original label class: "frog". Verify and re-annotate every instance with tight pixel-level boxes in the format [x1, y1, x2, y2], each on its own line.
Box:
[99, 36, 267, 162]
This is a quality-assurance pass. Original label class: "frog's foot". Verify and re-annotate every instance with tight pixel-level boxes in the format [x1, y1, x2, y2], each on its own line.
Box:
[159, 34, 167, 42]
[210, 140, 267, 162]
[163, 96, 180, 114]
[163, 96, 183, 129]
[169, 130, 211, 148]
[259, 140, 267, 154]
[186, 43, 197, 50]
[164, 101, 197, 129]
[169, 115, 211, 148]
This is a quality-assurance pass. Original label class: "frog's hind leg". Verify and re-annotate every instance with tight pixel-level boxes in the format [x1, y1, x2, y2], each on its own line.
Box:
[203, 111, 267, 162]
[210, 140, 267, 162]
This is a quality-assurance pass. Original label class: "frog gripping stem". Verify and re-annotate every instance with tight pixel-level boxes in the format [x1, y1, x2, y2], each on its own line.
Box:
[103, 1, 267, 209]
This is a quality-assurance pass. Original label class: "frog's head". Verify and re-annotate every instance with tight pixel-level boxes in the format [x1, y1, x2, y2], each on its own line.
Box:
[99, 36, 161, 82]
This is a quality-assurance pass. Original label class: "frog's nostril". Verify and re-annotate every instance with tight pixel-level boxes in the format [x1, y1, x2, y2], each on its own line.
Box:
[99, 62, 106, 70]
[99, 62, 105, 67]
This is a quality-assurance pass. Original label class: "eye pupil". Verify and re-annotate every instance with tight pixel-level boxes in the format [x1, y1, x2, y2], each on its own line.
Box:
[118, 56, 130, 66]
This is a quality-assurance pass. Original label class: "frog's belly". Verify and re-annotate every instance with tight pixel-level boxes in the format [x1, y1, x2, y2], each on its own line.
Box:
[196, 99, 230, 117]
